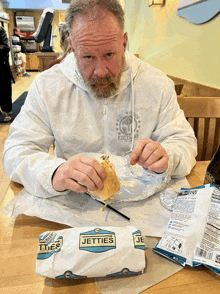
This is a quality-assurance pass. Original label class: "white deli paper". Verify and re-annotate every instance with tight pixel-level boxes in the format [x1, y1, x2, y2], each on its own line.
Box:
[1, 176, 190, 237]
[154, 184, 220, 275]
[36, 226, 146, 279]
[1, 177, 189, 237]
[95, 237, 182, 294]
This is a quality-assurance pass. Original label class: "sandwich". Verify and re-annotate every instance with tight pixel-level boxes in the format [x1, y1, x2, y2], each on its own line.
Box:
[90, 155, 121, 201]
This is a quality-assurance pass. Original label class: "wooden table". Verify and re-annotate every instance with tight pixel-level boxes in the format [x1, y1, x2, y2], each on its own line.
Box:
[1, 161, 220, 294]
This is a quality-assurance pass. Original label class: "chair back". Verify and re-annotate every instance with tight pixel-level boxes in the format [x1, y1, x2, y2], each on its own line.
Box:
[177, 97, 220, 161]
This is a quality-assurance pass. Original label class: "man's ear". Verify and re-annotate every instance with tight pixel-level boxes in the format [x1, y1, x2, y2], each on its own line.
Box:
[123, 32, 128, 52]
[68, 37, 74, 53]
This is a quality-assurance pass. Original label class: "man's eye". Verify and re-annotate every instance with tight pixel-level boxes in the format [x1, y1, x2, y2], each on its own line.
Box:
[85, 56, 93, 60]
[106, 53, 113, 58]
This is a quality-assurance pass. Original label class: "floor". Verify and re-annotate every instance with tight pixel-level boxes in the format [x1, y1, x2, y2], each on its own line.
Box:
[0, 71, 40, 203]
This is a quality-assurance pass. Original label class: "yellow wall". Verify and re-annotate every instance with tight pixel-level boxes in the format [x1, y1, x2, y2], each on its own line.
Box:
[125, 0, 220, 89]
[119, 0, 124, 9]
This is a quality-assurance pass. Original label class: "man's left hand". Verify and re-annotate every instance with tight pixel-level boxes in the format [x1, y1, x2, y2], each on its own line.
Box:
[130, 138, 169, 173]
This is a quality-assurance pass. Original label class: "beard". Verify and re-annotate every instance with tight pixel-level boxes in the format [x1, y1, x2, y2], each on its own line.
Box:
[79, 58, 125, 99]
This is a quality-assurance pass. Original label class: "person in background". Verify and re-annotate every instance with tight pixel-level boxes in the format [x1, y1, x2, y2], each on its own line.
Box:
[46, 22, 71, 69]
[3, 0, 197, 198]
[12, 27, 30, 77]
[0, 25, 15, 122]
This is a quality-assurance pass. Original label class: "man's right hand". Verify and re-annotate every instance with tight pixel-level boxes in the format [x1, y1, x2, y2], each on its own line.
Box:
[52, 154, 106, 193]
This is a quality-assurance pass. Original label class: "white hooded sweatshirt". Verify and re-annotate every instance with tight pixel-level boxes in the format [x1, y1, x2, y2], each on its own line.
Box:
[3, 51, 197, 198]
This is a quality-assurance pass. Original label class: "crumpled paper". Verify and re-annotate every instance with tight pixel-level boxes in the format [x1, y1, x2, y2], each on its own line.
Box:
[1, 177, 189, 237]
[95, 237, 182, 294]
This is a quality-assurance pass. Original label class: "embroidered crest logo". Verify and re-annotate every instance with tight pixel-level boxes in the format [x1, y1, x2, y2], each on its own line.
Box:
[116, 112, 140, 142]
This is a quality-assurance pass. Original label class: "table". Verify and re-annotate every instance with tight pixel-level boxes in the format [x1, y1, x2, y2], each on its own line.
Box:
[1, 161, 220, 294]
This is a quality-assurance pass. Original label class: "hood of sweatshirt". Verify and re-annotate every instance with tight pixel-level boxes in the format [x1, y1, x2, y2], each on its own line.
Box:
[60, 50, 142, 98]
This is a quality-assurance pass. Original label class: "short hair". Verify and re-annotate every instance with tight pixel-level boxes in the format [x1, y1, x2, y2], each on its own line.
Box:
[65, 0, 125, 35]
[13, 27, 19, 34]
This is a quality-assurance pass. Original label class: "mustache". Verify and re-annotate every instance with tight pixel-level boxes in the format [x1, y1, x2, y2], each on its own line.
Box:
[89, 76, 117, 85]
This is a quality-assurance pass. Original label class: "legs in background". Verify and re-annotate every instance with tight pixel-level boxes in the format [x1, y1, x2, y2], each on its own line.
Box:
[0, 69, 13, 122]
[22, 61, 31, 77]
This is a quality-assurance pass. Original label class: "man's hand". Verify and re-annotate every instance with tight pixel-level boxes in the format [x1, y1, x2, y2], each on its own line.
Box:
[130, 139, 169, 173]
[52, 154, 106, 193]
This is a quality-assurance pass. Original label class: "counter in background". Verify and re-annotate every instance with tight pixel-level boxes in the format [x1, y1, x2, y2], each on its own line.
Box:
[26, 53, 40, 71]
[35, 52, 60, 72]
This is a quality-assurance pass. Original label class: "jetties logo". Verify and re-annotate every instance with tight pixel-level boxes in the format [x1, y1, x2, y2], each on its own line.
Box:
[37, 232, 63, 260]
[116, 112, 141, 142]
[133, 230, 145, 250]
[79, 228, 116, 253]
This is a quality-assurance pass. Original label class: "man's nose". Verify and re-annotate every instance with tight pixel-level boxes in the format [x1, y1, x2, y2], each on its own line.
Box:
[94, 59, 109, 77]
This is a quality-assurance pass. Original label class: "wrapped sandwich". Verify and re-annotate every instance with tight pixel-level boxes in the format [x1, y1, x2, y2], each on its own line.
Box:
[90, 155, 121, 203]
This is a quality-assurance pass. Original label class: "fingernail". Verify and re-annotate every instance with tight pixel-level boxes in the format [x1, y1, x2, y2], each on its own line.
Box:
[130, 153, 137, 159]
[101, 172, 106, 179]
[98, 182, 104, 189]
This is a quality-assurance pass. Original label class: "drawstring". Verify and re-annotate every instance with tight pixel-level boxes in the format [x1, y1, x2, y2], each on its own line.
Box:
[124, 69, 135, 164]
[130, 69, 135, 152]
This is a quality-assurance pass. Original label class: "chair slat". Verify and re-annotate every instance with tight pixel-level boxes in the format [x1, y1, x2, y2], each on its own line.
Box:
[177, 97, 220, 118]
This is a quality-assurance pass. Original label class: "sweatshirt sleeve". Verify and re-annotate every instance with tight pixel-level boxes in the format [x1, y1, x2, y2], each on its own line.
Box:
[151, 77, 197, 178]
[3, 79, 70, 198]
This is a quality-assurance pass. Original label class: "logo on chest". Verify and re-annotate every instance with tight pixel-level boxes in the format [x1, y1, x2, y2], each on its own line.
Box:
[116, 112, 141, 142]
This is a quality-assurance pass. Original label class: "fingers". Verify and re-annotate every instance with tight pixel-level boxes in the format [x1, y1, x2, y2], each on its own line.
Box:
[148, 155, 169, 173]
[130, 138, 152, 165]
[70, 165, 103, 191]
[130, 139, 169, 173]
[52, 155, 106, 193]
[79, 155, 106, 180]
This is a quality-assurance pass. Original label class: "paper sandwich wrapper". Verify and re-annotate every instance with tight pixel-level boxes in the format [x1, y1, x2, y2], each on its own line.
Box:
[90, 155, 121, 201]
[36, 226, 146, 279]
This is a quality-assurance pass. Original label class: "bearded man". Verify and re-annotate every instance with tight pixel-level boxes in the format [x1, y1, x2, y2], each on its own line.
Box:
[3, 0, 197, 198]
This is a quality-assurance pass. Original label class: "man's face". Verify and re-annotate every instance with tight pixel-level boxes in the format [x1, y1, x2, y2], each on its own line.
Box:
[68, 10, 128, 98]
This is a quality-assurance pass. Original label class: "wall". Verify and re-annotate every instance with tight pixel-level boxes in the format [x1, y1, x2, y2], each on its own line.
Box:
[0, 0, 3, 11]
[119, 0, 124, 9]
[124, 0, 220, 89]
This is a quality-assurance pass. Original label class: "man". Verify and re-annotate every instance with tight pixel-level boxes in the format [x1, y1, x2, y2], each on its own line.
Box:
[3, 0, 197, 198]
[0, 25, 15, 122]
[12, 27, 30, 77]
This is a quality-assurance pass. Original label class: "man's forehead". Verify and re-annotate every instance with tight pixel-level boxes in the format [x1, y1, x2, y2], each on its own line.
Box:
[73, 33, 122, 46]
[75, 41, 119, 54]
[71, 10, 123, 37]
[71, 13, 124, 51]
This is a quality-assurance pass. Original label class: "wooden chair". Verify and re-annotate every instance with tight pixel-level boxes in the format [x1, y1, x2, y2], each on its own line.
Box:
[175, 83, 184, 95]
[177, 97, 220, 161]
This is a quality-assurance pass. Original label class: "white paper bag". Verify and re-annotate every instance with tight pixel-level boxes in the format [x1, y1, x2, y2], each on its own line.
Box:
[36, 226, 146, 279]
